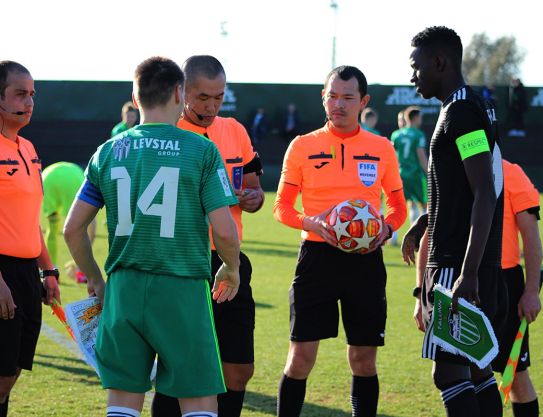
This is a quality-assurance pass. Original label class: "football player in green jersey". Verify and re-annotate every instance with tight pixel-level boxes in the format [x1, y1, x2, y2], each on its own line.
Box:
[64, 56, 240, 417]
[391, 106, 428, 224]
[42, 161, 96, 279]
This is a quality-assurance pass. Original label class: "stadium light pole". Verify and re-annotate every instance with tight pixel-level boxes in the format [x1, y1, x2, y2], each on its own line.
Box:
[330, 0, 338, 69]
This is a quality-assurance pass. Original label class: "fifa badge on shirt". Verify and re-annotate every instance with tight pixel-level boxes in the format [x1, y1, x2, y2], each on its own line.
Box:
[358, 162, 378, 187]
[232, 166, 243, 191]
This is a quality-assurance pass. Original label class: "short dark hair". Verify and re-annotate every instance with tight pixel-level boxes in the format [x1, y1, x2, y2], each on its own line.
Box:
[325, 65, 368, 97]
[405, 106, 421, 122]
[0, 61, 31, 98]
[411, 26, 463, 63]
[134, 57, 184, 109]
[362, 107, 378, 119]
[182, 55, 225, 86]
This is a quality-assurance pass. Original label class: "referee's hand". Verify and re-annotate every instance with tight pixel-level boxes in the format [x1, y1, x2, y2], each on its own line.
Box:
[213, 263, 240, 303]
[0, 276, 17, 320]
[43, 275, 61, 306]
[302, 207, 337, 247]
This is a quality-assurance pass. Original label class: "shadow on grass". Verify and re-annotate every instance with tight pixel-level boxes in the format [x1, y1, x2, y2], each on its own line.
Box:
[34, 354, 98, 381]
[255, 302, 274, 309]
[244, 391, 397, 416]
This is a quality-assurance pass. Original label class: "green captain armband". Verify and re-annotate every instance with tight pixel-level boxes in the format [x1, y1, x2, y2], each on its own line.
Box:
[455, 130, 490, 161]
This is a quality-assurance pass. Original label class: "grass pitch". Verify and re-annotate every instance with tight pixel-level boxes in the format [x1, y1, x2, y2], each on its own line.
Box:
[9, 193, 543, 416]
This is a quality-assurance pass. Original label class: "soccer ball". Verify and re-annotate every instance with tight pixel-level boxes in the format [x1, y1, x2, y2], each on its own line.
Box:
[326, 199, 382, 253]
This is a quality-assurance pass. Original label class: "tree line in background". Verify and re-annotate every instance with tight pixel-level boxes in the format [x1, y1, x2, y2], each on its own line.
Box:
[463, 33, 525, 86]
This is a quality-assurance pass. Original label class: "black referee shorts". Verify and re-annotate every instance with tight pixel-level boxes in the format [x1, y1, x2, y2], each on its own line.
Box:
[421, 264, 507, 365]
[289, 240, 387, 346]
[211, 250, 255, 364]
[492, 265, 531, 373]
[0, 255, 42, 376]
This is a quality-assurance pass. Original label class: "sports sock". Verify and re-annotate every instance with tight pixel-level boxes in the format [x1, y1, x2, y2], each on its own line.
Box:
[151, 392, 181, 417]
[182, 412, 217, 417]
[218, 389, 245, 417]
[439, 380, 479, 417]
[106, 405, 141, 417]
[0, 396, 9, 417]
[277, 374, 307, 417]
[474, 375, 502, 417]
[351, 375, 379, 417]
[512, 399, 539, 417]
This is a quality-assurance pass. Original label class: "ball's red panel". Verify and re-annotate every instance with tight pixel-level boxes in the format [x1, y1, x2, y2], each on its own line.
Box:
[338, 205, 357, 222]
[366, 218, 381, 237]
[347, 219, 365, 238]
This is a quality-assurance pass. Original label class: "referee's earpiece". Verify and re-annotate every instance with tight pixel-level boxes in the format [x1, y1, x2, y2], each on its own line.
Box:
[0, 104, 25, 115]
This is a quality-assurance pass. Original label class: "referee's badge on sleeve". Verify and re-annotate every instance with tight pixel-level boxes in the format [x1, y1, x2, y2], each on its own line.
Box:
[358, 162, 378, 187]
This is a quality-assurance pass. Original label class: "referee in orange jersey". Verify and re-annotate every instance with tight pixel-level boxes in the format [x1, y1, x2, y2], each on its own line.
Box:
[0, 61, 60, 417]
[151, 55, 264, 417]
[274, 66, 407, 417]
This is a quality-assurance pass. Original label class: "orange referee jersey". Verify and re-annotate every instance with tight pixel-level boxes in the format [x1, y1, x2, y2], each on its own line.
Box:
[501, 160, 540, 269]
[0, 134, 43, 258]
[178, 116, 256, 243]
[276, 123, 405, 242]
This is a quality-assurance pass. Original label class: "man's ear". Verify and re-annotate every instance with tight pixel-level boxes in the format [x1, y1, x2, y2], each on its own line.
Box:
[132, 92, 139, 109]
[360, 94, 371, 112]
[435, 54, 446, 73]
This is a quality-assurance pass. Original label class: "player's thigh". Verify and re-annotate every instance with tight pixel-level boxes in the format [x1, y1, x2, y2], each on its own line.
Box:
[96, 270, 155, 393]
[211, 251, 255, 364]
[146, 275, 225, 399]
[289, 241, 342, 342]
[340, 248, 387, 346]
[0, 256, 41, 375]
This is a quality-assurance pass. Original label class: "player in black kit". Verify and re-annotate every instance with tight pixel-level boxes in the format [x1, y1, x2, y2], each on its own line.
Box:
[409, 27, 506, 417]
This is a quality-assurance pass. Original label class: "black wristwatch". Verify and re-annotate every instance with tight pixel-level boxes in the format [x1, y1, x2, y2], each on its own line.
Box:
[42, 268, 60, 281]
[412, 286, 422, 298]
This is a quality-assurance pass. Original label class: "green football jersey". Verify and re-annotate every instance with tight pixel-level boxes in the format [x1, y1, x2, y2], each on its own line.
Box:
[391, 127, 426, 179]
[86, 123, 238, 278]
[42, 161, 85, 217]
[111, 121, 129, 137]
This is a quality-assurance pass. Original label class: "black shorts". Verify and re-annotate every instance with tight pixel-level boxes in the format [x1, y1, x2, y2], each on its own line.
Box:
[0, 255, 42, 376]
[289, 241, 387, 346]
[421, 265, 507, 365]
[211, 250, 255, 364]
[492, 265, 531, 373]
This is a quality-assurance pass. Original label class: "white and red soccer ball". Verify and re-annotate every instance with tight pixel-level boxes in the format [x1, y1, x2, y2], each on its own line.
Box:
[326, 199, 382, 253]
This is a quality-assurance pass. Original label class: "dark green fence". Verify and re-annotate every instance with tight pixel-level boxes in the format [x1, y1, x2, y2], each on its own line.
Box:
[22, 81, 543, 190]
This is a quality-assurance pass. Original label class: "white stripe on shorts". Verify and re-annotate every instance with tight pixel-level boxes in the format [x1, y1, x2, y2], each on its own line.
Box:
[422, 267, 455, 360]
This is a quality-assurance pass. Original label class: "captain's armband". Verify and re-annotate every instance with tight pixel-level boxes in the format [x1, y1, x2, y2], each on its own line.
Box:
[455, 130, 490, 161]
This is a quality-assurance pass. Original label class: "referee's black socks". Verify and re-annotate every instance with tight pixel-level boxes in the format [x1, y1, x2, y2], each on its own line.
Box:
[218, 389, 245, 417]
[351, 375, 379, 417]
[277, 374, 306, 417]
[512, 399, 539, 417]
[0, 396, 8, 417]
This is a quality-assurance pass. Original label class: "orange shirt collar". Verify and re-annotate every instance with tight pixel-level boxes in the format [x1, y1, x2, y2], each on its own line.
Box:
[177, 117, 207, 135]
[0, 133, 20, 150]
[325, 122, 360, 139]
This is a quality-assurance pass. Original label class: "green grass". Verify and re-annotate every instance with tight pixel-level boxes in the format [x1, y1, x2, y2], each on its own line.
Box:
[10, 193, 543, 416]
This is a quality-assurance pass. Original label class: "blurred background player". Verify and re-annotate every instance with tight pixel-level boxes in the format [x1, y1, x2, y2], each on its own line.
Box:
[111, 101, 138, 137]
[409, 26, 505, 417]
[390, 106, 428, 225]
[42, 161, 96, 283]
[64, 56, 240, 417]
[0, 60, 60, 417]
[396, 109, 406, 130]
[152, 55, 264, 417]
[492, 160, 541, 417]
[404, 159, 541, 417]
[273, 65, 406, 417]
[360, 107, 380, 135]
